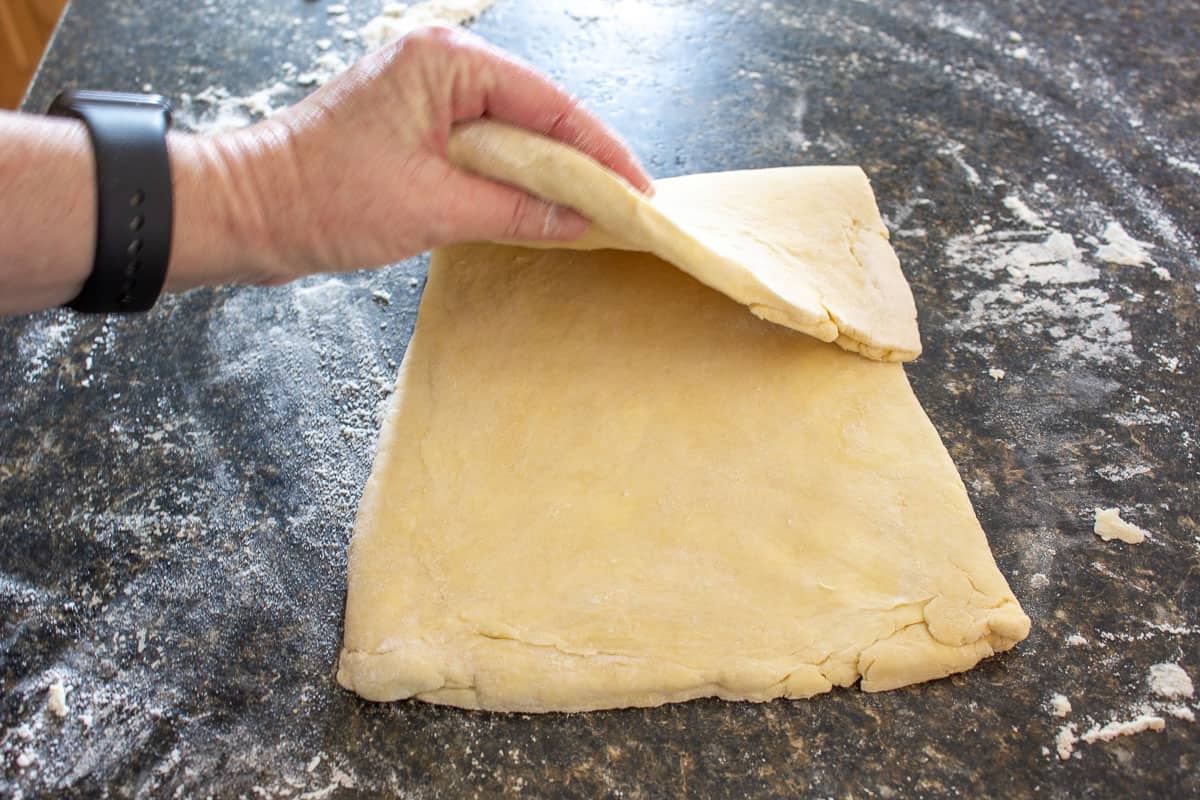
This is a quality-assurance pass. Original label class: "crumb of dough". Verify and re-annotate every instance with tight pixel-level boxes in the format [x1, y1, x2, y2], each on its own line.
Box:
[1003, 194, 1045, 227]
[1167, 706, 1195, 722]
[1066, 633, 1088, 646]
[47, 679, 69, 718]
[1079, 713, 1165, 744]
[16, 751, 35, 769]
[1055, 723, 1077, 760]
[1050, 693, 1072, 717]
[1148, 663, 1195, 699]
[988, 367, 1006, 380]
[1056, 713, 1169, 759]
[1093, 507, 1148, 544]
[1030, 572, 1049, 587]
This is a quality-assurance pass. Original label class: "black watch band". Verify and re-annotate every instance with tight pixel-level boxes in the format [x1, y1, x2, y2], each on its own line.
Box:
[48, 90, 174, 313]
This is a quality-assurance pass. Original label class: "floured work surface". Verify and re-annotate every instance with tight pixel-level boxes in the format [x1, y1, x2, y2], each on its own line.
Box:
[337, 157, 1030, 711]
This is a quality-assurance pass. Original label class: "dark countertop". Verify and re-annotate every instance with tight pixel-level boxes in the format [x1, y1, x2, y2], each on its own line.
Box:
[2, 0, 1198, 796]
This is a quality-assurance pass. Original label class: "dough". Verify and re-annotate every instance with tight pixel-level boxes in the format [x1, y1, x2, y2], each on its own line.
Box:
[448, 121, 922, 362]
[336, 125, 1029, 711]
[1093, 507, 1147, 544]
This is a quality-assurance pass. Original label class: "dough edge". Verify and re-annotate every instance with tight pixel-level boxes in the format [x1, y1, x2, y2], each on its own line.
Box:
[336, 600, 1028, 712]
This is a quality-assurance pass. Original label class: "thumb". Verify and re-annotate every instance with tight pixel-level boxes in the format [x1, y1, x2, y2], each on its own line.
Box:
[436, 170, 590, 244]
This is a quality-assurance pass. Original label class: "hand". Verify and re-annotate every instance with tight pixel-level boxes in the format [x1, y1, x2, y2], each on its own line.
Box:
[169, 26, 653, 289]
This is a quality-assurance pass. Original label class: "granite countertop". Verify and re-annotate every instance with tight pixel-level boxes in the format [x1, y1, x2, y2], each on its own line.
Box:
[2, 0, 1197, 796]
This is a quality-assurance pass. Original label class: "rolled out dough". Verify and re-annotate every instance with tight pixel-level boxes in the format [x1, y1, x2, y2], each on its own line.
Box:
[336, 125, 1029, 711]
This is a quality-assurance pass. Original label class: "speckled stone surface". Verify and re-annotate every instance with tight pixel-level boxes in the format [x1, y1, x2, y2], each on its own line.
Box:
[2, 0, 1198, 796]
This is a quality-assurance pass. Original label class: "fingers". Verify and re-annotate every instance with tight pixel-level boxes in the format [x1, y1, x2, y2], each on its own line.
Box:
[435, 168, 590, 244]
[453, 32, 655, 194]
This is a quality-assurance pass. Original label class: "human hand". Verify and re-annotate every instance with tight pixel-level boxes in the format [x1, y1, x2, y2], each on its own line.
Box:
[168, 26, 652, 289]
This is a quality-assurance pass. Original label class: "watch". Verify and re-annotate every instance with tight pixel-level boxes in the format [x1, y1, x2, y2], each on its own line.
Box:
[48, 89, 174, 313]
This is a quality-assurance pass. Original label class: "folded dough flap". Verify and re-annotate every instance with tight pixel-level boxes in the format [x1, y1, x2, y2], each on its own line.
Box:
[447, 120, 922, 362]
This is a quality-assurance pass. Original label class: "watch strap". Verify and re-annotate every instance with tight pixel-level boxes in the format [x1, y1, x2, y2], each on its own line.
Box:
[48, 90, 174, 313]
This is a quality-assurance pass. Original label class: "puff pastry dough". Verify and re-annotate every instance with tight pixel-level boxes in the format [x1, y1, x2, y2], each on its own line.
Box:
[336, 122, 1029, 711]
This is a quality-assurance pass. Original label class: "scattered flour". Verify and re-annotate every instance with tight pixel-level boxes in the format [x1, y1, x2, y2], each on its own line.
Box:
[823, 0, 1198, 268]
[988, 367, 1006, 381]
[930, 10, 983, 41]
[945, 228, 1131, 364]
[1095, 463, 1151, 482]
[1002, 194, 1045, 227]
[1050, 693, 1072, 717]
[1148, 663, 1194, 700]
[1093, 508, 1148, 544]
[938, 140, 982, 186]
[1095, 222, 1155, 266]
[1066, 633, 1088, 646]
[175, 1, 500, 133]
[16, 314, 79, 384]
[1165, 155, 1200, 176]
[297, 53, 351, 88]
[361, 0, 500, 49]
[1167, 706, 1195, 722]
[176, 82, 292, 134]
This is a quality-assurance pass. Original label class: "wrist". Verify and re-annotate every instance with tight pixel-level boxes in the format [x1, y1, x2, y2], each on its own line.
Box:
[51, 119, 96, 302]
[165, 124, 301, 292]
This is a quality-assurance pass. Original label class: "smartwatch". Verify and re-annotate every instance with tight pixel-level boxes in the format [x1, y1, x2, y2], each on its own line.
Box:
[48, 90, 174, 313]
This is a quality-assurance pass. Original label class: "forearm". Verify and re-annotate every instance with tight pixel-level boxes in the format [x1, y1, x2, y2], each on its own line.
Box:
[0, 111, 94, 313]
[0, 109, 285, 315]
